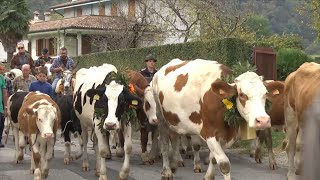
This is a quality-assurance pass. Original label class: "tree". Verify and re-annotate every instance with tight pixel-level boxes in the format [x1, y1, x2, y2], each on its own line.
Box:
[193, 0, 257, 41]
[310, 0, 320, 38]
[89, 1, 158, 52]
[143, 0, 201, 43]
[0, 0, 31, 63]
[244, 15, 272, 38]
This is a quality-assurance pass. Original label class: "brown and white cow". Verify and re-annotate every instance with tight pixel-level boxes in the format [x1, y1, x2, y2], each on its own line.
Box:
[16, 92, 60, 179]
[250, 80, 285, 170]
[283, 62, 320, 180]
[126, 70, 159, 164]
[152, 59, 282, 180]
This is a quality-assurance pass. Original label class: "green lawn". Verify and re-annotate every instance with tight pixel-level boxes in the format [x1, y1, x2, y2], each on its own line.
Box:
[231, 131, 286, 155]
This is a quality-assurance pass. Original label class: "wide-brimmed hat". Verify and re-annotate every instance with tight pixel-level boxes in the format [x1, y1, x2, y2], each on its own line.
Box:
[144, 54, 157, 62]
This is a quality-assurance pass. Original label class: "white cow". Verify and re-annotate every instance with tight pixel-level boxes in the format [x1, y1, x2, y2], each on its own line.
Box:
[73, 63, 157, 179]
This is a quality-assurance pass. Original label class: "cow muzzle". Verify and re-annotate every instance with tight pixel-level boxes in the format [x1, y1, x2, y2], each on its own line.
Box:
[44, 132, 53, 139]
[149, 119, 159, 125]
[254, 116, 271, 129]
[104, 122, 117, 130]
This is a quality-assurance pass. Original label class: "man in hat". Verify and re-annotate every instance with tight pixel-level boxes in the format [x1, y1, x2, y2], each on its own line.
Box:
[35, 48, 52, 69]
[139, 54, 157, 83]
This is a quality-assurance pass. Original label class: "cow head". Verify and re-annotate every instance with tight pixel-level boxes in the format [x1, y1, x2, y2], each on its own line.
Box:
[26, 104, 58, 139]
[61, 70, 74, 95]
[143, 86, 158, 125]
[87, 80, 142, 131]
[212, 72, 283, 129]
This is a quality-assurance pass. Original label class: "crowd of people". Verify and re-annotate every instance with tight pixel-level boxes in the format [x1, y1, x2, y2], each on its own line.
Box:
[0, 42, 158, 150]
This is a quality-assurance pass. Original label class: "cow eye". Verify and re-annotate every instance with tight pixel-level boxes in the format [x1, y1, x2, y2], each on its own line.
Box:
[239, 92, 248, 99]
[38, 118, 42, 122]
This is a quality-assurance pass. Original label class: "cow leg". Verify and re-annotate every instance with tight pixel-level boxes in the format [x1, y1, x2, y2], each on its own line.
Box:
[149, 128, 161, 163]
[74, 131, 84, 160]
[206, 137, 231, 180]
[192, 135, 202, 173]
[17, 130, 25, 163]
[93, 120, 108, 179]
[185, 135, 193, 159]
[285, 107, 298, 180]
[81, 128, 89, 171]
[204, 151, 215, 180]
[30, 134, 41, 180]
[140, 126, 150, 165]
[116, 129, 125, 158]
[105, 131, 112, 159]
[40, 139, 49, 178]
[169, 131, 184, 171]
[119, 122, 132, 180]
[159, 120, 173, 179]
[254, 130, 263, 164]
[264, 128, 277, 170]
[64, 126, 72, 165]
[294, 127, 302, 175]
[110, 130, 118, 149]
[12, 124, 20, 163]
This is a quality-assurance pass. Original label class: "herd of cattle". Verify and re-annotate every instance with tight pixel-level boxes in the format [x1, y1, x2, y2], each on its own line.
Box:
[3, 58, 319, 180]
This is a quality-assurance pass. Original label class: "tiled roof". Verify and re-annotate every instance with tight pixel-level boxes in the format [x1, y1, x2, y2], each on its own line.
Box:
[29, 15, 134, 33]
[50, 0, 99, 9]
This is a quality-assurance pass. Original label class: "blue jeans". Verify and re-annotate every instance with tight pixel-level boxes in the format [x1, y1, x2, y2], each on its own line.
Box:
[52, 77, 60, 99]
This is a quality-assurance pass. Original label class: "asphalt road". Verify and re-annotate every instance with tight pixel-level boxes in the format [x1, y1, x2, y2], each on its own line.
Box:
[0, 130, 288, 180]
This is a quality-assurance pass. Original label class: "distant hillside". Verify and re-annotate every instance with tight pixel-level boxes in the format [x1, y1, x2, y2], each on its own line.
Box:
[26, 0, 67, 18]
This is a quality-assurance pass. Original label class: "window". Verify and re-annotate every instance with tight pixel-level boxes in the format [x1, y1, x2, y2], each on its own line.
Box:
[111, 3, 117, 16]
[36, 38, 57, 56]
[128, 0, 135, 17]
[77, 8, 82, 16]
[99, 3, 105, 15]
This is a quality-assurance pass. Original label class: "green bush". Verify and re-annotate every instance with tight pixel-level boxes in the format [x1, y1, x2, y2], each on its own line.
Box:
[254, 33, 304, 51]
[74, 38, 249, 70]
[277, 48, 313, 80]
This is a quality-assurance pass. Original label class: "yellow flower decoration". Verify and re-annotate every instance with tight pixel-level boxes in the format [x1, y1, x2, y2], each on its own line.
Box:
[222, 98, 234, 110]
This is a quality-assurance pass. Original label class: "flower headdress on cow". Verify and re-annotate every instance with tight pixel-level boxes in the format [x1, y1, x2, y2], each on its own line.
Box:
[219, 61, 270, 128]
[94, 70, 139, 133]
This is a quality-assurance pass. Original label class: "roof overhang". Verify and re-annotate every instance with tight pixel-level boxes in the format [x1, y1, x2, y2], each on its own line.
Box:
[27, 28, 128, 38]
[51, 0, 110, 11]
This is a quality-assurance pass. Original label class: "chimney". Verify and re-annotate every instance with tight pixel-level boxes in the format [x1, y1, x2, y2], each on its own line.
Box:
[44, 11, 51, 21]
[33, 11, 40, 21]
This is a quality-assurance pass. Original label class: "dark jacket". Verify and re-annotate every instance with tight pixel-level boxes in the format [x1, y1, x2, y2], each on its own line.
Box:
[139, 68, 157, 83]
[35, 56, 53, 67]
[10, 52, 34, 69]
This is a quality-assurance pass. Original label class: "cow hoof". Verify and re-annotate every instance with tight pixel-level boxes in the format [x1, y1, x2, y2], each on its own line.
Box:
[203, 176, 215, 180]
[180, 148, 186, 154]
[64, 158, 70, 165]
[111, 145, 116, 149]
[177, 161, 185, 167]
[106, 154, 112, 159]
[161, 167, 173, 179]
[161, 176, 173, 180]
[42, 169, 49, 178]
[99, 174, 107, 180]
[204, 157, 210, 165]
[82, 166, 89, 171]
[255, 157, 262, 164]
[17, 154, 24, 162]
[34, 169, 41, 180]
[116, 149, 124, 158]
[185, 151, 193, 159]
[30, 169, 35, 174]
[194, 164, 202, 173]
[211, 158, 217, 165]
[269, 160, 278, 170]
[95, 171, 100, 177]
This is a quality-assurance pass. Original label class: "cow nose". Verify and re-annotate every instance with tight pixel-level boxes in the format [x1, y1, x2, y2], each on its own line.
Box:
[44, 133, 53, 138]
[104, 123, 116, 130]
[150, 119, 159, 125]
[255, 116, 271, 129]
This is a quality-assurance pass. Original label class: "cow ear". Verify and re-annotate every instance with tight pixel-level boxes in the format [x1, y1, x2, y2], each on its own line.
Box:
[26, 107, 36, 115]
[264, 80, 284, 97]
[211, 79, 237, 99]
[86, 87, 105, 100]
[124, 88, 142, 109]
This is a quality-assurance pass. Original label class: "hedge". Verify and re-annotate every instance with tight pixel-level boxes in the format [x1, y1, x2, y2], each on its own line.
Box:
[73, 38, 249, 71]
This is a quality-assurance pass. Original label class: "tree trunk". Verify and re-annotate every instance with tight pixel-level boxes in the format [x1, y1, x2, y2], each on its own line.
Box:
[6, 51, 13, 65]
